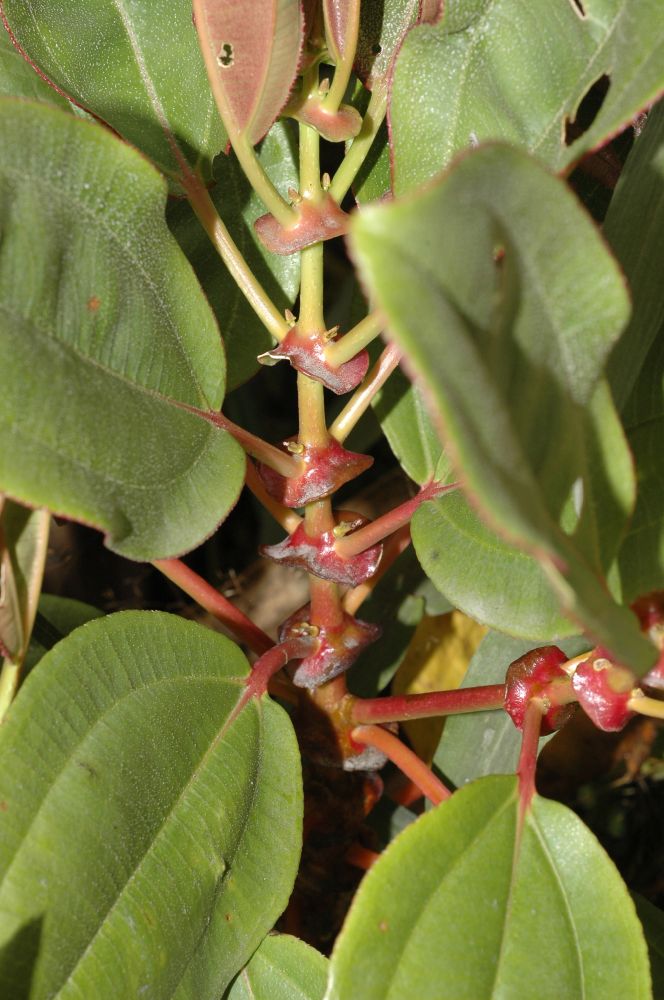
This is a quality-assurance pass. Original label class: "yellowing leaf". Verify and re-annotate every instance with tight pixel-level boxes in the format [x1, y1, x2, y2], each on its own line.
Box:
[392, 610, 487, 762]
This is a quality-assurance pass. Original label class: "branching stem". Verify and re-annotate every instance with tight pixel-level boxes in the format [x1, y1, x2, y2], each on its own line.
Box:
[325, 312, 384, 367]
[336, 481, 458, 559]
[329, 86, 388, 202]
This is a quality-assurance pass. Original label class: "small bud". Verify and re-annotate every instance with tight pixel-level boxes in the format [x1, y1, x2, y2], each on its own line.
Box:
[284, 308, 297, 327]
[332, 521, 354, 538]
[286, 440, 305, 455]
[323, 325, 339, 342]
[287, 187, 302, 204]
[318, 77, 330, 96]
[321, 172, 331, 191]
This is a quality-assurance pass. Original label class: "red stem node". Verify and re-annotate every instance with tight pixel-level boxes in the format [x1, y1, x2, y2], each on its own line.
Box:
[257, 437, 373, 507]
[258, 325, 369, 394]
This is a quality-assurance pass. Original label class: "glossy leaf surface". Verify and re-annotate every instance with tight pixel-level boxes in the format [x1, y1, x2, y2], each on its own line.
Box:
[1, 0, 225, 178]
[606, 100, 664, 410]
[227, 934, 328, 1000]
[0, 100, 244, 561]
[327, 776, 651, 999]
[351, 142, 655, 673]
[169, 122, 300, 389]
[0, 612, 302, 1000]
[434, 632, 587, 788]
[0, 500, 49, 663]
[194, 0, 303, 146]
[390, 0, 664, 194]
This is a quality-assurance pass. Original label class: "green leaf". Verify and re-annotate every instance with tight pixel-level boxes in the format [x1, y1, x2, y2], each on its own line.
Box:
[433, 632, 588, 788]
[0, 23, 68, 108]
[351, 141, 655, 673]
[24, 594, 104, 675]
[389, 0, 664, 194]
[632, 894, 664, 1000]
[372, 370, 442, 486]
[193, 0, 303, 147]
[0, 612, 302, 1000]
[616, 329, 664, 602]
[226, 934, 328, 1000]
[0, 499, 49, 662]
[606, 100, 664, 410]
[1, 0, 225, 179]
[327, 776, 651, 999]
[169, 122, 300, 389]
[0, 99, 245, 561]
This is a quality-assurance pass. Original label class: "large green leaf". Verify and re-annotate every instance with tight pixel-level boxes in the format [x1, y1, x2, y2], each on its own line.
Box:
[606, 100, 664, 410]
[0, 99, 245, 561]
[226, 935, 328, 1000]
[0, 23, 68, 108]
[0, 612, 302, 1000]
[433, 632, 588, 788]
[616, 328, 664, 602]
[412, 378, 635, 638]
[633, 895, 664, 1000]
[24, 594, 104, 675]
[327, 776, 651, 999]
[389, 0, 664, 194]
[1, 0, 225, 179]
[351, 142, 655, 673]
[169, 122, 300, 389]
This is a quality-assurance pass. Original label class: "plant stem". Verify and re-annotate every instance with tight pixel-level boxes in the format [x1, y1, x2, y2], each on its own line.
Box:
[517, 700, 544, 813]
[180, 171, 289, 343]
[208, 412, 302, 478]
[153, 558, 274, 655]
[351, 725, 451, 805]
[336, 481, 458, 559]
[628, 693, 664, 720]
[325, 312, 383, 367]
[0, 658, 20, 724]
[329, 86, 388, 202]
[245, 460, 302, 533]
[323, 3, 361, 112]
[232, 134, 297, 227]
[330, 343, 401, 443]
[351, 685, 506, 724]
[343, 525, 411, 615]
[346, 843, 381, 871]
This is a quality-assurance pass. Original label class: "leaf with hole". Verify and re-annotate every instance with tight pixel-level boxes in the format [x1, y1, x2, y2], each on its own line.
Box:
[351, 142, 655, 672]
[354, 0, 443, 93]
[327, 776, 651, 999]
[389, 0, 664, 194]
[0, 99, 245, 561]
[193, 0, 303, 147]
[169, 122, 300, 390]
[227, 934, 328, 999]
[0, 611, 302, 1000]
[1, 0, 226, 179]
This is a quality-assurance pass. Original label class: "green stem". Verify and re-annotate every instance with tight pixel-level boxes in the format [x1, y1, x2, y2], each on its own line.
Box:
[330, 342, 401, 443]
[325, 311, 383, 366]
[181, 172, 289, 343]
[0, 658, 20, 724]
[232, 134, 297, 227]
[329, 85, 388, 203]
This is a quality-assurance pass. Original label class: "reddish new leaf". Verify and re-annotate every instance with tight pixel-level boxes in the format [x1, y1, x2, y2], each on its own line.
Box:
[324, 0, 361, 64]
[193, 0, 304, 146]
